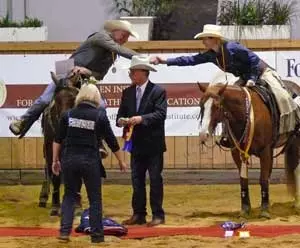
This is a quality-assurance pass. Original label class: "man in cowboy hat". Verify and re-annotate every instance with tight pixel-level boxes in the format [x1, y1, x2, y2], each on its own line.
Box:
[150, 24, 300, 146]
[117, 55, 167, 227]
[9, 20, 139, 139]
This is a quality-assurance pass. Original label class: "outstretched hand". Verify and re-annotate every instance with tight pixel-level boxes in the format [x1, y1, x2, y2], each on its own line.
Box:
[150, 56, 166, 65]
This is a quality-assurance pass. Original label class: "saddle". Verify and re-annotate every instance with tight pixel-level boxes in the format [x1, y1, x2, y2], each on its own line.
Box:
[251, 80, 280, 147]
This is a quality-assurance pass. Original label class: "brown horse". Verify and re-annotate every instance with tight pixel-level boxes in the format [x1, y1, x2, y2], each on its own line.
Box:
[197, 81, 300, 218]
[38, 72, 81, 216]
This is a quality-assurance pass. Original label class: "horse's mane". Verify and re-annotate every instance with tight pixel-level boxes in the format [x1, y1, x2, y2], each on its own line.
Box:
[42, 85, 79, 139]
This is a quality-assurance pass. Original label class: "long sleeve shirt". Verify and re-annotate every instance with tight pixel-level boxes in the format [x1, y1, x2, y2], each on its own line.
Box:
[167, 41, 267, 82]
[70, 31, 138, 80]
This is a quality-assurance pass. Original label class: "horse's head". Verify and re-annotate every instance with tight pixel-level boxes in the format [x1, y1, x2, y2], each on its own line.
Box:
[50, 71, 80, 116]
[198, 83, 228, 142]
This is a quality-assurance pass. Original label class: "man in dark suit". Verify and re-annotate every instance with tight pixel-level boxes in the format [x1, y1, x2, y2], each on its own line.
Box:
[117, 55, 167, 227]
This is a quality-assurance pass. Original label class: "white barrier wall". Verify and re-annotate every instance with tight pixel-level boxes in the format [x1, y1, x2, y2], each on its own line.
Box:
[0, 51, 299, 137]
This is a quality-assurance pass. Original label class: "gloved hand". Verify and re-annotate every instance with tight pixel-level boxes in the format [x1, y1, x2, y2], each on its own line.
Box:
[246, 80, 255, 87]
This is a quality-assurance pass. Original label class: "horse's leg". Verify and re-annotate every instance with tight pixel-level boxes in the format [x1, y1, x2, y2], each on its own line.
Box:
[50, 174, 61, 216]
[259, 146, 273, 219]
[231, 149, 251, 217]
[285, 136, 300, 211]
[38, 166, 50, 208]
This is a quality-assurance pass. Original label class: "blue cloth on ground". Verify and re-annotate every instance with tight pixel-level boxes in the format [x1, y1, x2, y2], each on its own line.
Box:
[220, 221, 245, 231]
[75, 209, 128, 236]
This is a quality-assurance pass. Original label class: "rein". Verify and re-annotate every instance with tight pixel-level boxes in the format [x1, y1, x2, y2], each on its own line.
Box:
[223, 87, 255, 162]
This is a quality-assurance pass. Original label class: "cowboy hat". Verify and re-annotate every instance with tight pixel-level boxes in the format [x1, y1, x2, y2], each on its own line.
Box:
[104, 20, 139, 39]
[194, 24, 226, 40]
[129, 55, 157, 72]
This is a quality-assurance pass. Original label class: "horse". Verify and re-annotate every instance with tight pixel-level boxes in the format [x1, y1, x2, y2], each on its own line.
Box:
[197, 81, 300, 218]
[38, 71, 82, 216]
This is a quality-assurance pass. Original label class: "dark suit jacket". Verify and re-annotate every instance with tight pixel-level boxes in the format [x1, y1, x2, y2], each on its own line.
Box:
[117, 81, 167, 155]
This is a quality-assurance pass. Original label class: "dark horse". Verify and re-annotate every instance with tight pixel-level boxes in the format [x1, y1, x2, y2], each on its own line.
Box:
[38, 71, 81, 216]
[197, 81, 300, 218]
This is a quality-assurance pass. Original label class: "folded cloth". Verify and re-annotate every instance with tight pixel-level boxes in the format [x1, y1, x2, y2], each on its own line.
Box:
[75, 209, 128, 236]
[220, 221, 245, 231]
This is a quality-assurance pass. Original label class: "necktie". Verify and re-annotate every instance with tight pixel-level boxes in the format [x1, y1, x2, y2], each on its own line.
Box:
[136, 87, 142, 111]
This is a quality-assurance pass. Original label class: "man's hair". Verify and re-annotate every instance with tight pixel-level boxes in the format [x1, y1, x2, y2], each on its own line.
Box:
[75, 84, 101, 107]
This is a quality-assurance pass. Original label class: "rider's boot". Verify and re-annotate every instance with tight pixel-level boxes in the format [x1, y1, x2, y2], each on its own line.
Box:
[9, 102, 48, 138]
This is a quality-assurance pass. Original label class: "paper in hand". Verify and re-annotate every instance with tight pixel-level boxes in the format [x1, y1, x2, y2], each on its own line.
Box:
[55, 58, 74, 79]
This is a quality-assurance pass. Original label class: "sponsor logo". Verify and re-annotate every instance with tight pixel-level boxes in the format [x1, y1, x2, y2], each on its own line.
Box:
[69, 117, 95, 130]
[287, 59, 300, 77]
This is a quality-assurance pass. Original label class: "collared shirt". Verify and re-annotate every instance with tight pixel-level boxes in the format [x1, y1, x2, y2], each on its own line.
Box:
[166, 41, 267, 82]
[136, 80, 149, 99]
[70, 31, 138, 80]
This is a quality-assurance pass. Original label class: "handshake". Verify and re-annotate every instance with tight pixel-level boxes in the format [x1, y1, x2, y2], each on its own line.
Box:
[149, 56, 167, 65]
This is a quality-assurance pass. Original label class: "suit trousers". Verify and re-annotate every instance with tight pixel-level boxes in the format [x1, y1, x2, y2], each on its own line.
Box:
[130, 152, 165, 219]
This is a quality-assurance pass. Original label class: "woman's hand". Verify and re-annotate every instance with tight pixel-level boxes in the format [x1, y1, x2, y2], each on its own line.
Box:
[52, 160, 61, 176]
[118, 160, 127, 172]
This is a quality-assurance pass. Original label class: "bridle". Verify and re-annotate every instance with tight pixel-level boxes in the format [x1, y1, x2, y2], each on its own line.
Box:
[198, 84, 255, 162]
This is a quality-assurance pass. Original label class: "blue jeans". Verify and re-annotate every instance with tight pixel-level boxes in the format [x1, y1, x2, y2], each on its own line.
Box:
[60, 149, 103, 239]
[22, 82, 56, 119]
[23, 82, 106, 120]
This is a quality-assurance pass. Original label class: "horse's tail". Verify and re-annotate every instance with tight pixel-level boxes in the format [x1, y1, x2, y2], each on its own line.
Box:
[284, 136, 300, 197]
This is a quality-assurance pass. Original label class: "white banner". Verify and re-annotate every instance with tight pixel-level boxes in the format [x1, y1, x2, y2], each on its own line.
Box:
[0, 51, 298, 137]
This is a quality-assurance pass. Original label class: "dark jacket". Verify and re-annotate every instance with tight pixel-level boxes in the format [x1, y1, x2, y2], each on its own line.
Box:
[167, 41, 268, 83]
[117, 81, 167, 155]
[55, 102, 120, 153]
[70, 31, 138, 80]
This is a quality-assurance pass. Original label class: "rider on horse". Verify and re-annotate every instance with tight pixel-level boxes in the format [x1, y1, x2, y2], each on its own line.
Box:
[9, 20, 140, 139]
[151, 24, 300, 146]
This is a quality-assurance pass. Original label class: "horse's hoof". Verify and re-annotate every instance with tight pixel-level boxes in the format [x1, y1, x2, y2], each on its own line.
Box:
[38, 202, 47, 208]
[239, 209, 250, 219]
[50, 209, 60, 217]
[259, 210, 271, 219]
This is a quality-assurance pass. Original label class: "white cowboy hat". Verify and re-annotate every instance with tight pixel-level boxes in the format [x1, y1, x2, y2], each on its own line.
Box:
[194, 24, 226, 40]
[129, 55, 157, 72]
[104, 20, 139, 39]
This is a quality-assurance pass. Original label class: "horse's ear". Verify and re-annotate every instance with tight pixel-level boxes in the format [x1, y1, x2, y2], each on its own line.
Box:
[218, 83, 228, 96]
[50, 71, 59, 86]
[197, 82, 207, 93]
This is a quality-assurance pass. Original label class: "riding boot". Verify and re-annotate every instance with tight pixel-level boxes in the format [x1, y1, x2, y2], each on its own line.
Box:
[9, 102, 48, 138]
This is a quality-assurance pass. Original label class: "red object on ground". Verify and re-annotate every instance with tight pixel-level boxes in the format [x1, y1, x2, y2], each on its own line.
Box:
[0, 225, 300, 239]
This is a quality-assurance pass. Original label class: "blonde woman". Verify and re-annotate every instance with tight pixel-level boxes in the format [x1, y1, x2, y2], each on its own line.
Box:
[52, 83, 127, 243]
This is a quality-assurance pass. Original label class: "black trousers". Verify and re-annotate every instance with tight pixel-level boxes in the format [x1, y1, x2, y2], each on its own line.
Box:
[60, 149, 103, 240]
[130, 152, 165, 219]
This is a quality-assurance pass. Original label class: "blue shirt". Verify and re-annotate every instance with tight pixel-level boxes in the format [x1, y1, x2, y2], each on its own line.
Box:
[167, 41, 266, 82]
